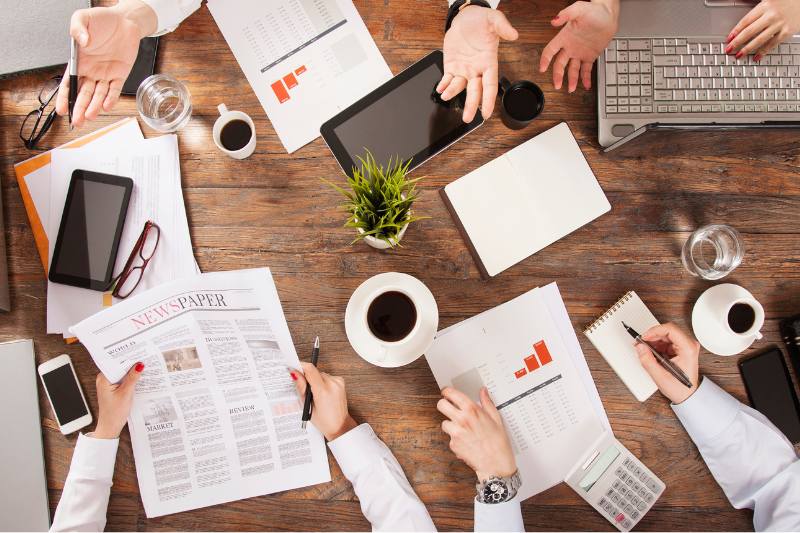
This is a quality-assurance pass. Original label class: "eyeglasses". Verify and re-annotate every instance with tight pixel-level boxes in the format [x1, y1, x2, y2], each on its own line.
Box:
[20, 76, 61, 150]
[111, 221, 161, 299]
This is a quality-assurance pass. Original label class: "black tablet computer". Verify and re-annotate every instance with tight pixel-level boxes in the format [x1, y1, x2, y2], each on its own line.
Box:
[320, 50, 484, 176]
[49, 170, 133, 291]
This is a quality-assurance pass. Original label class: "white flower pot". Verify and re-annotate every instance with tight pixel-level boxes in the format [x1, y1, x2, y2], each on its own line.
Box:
[358, 221, 409, 249]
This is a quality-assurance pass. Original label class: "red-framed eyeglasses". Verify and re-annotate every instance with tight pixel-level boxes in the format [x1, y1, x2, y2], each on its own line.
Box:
[110, 220, 161, 299]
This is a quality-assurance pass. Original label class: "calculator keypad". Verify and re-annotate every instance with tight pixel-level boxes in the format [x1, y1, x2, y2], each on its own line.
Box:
[599, 457, 663, 530]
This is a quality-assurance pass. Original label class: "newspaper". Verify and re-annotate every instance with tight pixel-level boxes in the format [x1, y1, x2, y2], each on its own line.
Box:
[70, 268, 330, 517]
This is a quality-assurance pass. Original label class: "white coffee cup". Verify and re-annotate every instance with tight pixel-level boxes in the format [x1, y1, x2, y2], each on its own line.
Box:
[724, 296, 764, 340]
[363, 287, 421, 363]
[212, 103, 256, 159]
[692, 283, 764, 356]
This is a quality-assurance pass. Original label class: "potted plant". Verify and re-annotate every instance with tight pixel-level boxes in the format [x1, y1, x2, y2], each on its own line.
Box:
[324, 151, 425, 249]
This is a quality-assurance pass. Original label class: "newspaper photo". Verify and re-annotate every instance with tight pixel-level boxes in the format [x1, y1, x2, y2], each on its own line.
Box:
[70, 268, 330, 517]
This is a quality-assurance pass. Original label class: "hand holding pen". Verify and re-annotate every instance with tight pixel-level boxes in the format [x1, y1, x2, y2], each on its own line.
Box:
[627, 322, 701, 404]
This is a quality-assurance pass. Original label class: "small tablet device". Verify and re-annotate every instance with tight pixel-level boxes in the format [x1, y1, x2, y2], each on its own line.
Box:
[38, 354, 92, 435]
[321, 50, 484, 176]
[49, 170, 133, 291]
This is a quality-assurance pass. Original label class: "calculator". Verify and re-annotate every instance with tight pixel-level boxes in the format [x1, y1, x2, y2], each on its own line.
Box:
[564, 432, 665, 531]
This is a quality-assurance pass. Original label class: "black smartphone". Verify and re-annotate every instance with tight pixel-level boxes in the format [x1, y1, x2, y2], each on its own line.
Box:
[48, 170, 133, 291]
[738, 345, 800, 443]
[121, 37, 159, 95]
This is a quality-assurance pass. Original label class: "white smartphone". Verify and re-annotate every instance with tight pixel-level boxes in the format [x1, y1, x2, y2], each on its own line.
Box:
[38, 354, 92, 434]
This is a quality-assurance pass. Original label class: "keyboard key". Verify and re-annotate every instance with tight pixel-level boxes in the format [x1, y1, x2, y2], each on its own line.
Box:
[625, 504, 635, 514]
[668, 105, 678, 112]
[644, 492, 654, 503]
[629, 39, 650, 50]
[612, 493, 622, 504]
[617, 40, 628, 50]
[646, 480, 661, 493]
[622, 519, 633, 529]
[630, 105, 641, 112]
[615, 513, 626, 523]
[606, 106, 617, 113]
[654, 56, 680, 66]
[642, 105, 652, 112]
[631, 510, 640, 520]
[655, 90, 671, 100]
[637, 501, 647, 511]
[637, 487, 647, 498]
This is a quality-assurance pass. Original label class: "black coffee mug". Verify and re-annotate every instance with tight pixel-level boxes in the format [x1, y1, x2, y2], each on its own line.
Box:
[498, 77, 545, 130]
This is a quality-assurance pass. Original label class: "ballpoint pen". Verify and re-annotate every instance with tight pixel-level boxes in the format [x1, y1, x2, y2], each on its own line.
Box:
[68, 37, 78, 130]
[622, 321, 693, 389]
[300, 336, 319, 429]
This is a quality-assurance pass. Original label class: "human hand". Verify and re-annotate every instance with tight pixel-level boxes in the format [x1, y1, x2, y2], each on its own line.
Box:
[539, 0, 619, 92]
[290, 363, 357, 441]
[55, 0, 157, 128]
[93, 362, 144, 439]
[437, 6, 519, 123]
[725, 0, 800, 60]
[634, 323, 700, 404]
[437, 386, 516, 481]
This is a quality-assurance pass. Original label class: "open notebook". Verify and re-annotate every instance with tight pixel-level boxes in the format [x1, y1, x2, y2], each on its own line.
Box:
[440, 122, 610, 278]
[584, 292, 659, 402]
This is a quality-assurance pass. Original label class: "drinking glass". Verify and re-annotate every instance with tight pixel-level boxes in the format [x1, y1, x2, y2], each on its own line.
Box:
[136, 74, 192, 132]
[681, 224, 744, 280]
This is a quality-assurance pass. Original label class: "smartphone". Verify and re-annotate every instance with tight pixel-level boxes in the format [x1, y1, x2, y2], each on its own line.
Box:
[121, 37, 159, 95]
[738, 346, 800, 443]
[38, 354, 92, 435]
[48, 169, 133, 291]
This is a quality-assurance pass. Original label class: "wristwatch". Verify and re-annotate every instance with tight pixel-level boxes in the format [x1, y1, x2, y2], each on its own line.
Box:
[475, 471, 522, 504]
[445, 0, 492, 31]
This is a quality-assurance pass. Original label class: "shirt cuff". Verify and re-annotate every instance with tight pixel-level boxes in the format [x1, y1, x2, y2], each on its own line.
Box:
[70, 433, 119, 481]
[140, 0, 196, 35]
[327, 423, 387, 481]
[671, 377, 740, 446]
[474, 496, 524, 532]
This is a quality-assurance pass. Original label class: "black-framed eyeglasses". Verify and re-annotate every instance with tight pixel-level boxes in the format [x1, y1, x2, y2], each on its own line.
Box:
[110, 221, 161, 299]
[20, 76, 61, 150]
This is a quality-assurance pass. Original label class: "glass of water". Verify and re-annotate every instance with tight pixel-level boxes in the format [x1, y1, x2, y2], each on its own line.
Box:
[681, 224, 744, 280]
[136, 74, 192, 133]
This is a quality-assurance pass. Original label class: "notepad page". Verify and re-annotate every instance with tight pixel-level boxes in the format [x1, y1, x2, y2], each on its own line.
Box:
[443, 123, 611, 277]
[584, 292, 659, 402]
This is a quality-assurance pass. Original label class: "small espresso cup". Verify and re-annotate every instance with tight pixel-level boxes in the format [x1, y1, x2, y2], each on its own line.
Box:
[498, 77, 545, 130]
[213, 103, 256, 159]
[725, 297, 765, 339]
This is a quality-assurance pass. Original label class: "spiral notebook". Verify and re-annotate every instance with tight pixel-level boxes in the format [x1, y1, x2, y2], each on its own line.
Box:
[584, 292, 659, 402]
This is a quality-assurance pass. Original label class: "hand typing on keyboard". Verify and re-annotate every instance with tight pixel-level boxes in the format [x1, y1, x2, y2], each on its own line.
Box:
[539, 0, 619, 92]
[726, 0, 800, 61]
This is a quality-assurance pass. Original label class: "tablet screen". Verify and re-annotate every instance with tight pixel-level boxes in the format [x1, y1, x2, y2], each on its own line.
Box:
[322, 51, 483, 175]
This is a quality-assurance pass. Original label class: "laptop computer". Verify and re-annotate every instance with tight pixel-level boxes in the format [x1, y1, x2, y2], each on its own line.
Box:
[598, 0, 800, 151]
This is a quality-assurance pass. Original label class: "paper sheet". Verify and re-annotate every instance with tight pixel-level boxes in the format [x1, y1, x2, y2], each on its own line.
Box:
[46, 132, 198, 335]
[70, 268, 330, 517]
[207, 0, 392, 153]
[425, 284, 607, 500]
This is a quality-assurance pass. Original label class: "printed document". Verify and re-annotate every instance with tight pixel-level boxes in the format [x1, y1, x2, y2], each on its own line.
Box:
[207, 0, 392, 153]
[70, 268, 330, 517]
[426, 283, 608, 500]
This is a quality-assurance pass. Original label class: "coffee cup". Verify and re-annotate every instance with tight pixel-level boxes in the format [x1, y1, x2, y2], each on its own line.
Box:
[498, 77, 545, 130]
[724, 297, 764, 340]
[365, 289, 420, 362]
[692, 283, 764, 356]
[213, 103, 256, 159]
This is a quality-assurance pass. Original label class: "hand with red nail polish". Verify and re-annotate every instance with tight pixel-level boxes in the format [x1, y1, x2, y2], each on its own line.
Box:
[289, 365, 356, 441]
[93, 362, 144, 439]
[726, 0, 800, 60]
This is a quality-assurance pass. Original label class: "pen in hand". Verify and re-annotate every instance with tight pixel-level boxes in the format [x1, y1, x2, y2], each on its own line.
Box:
[300, 336, 319, 429]
[622, 321, 694, 389]
[68, 37, 78, 130]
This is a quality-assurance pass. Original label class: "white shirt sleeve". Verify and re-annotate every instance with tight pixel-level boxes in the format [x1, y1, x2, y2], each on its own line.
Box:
[50, 433, 119, 532]
[474, 497, 524, 531]
[328, 423, 437, 532]
[672, 377, 800, 531]
[140, 0, 202, 35]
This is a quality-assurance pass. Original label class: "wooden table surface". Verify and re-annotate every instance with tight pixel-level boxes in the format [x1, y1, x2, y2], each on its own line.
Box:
[2, 1, 800, 530]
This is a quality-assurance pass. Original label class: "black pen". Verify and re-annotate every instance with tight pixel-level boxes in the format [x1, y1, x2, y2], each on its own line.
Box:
[68, 37, 78, 130]
[622, 321, 693, 389]
[300, 336, 319, 429]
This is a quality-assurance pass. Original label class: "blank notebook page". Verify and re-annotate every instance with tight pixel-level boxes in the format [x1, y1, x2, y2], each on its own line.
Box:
[443, 122, 610, 277]
[584, 292, 659, 402]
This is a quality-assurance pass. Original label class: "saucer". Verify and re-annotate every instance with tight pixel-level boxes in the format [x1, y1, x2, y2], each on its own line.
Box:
[345, 272, 439, 368]
[692, 284, 757, 356]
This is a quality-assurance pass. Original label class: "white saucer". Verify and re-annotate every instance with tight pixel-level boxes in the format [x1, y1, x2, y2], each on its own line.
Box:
[692, 284, 757, 356]
[345, 272, 439, 368]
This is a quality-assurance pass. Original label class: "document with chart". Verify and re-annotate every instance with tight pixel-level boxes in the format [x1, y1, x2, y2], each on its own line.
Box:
[207, 0, 392, 153]
[70, 268, 330, 517]
[426, 284, 609, 500]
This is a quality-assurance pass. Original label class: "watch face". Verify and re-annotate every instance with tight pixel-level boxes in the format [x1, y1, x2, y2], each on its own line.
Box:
[483, 479, 509, 503]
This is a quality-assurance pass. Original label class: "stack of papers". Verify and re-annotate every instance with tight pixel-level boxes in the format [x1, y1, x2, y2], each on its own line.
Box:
[14, 119, 199, 338]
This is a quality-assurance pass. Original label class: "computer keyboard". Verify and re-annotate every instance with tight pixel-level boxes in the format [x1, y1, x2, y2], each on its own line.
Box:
[603, 38, 800, 115]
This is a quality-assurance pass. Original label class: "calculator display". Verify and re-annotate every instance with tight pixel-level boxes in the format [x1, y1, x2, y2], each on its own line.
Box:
[580, 446, 620, 491]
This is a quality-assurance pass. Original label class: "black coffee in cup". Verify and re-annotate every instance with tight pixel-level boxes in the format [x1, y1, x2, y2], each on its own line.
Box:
[499, 77, 544, 130]
[728, 302, 756, 333]
[220, 119, 253, 151]
[367, 291, 417, 342]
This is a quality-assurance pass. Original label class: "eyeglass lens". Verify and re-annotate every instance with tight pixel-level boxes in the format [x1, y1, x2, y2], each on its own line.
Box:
[140, 224, 161, 260]
[116, 267, 145, 299]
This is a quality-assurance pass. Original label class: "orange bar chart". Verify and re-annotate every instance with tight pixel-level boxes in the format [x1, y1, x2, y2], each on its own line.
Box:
[271, 80, 290, 103]
[534, 340, 553, 365]
[514, 340, 553, 379]
[271, 65, 307, 104]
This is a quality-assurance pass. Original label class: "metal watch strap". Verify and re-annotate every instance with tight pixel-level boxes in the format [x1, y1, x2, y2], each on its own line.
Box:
[476, 471, 522, 504]
[445, 0, 492, 31]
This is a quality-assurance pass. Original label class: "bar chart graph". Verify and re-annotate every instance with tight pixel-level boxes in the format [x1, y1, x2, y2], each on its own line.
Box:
[515, 340, 554, 379]
[270, 65, 308, 104]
